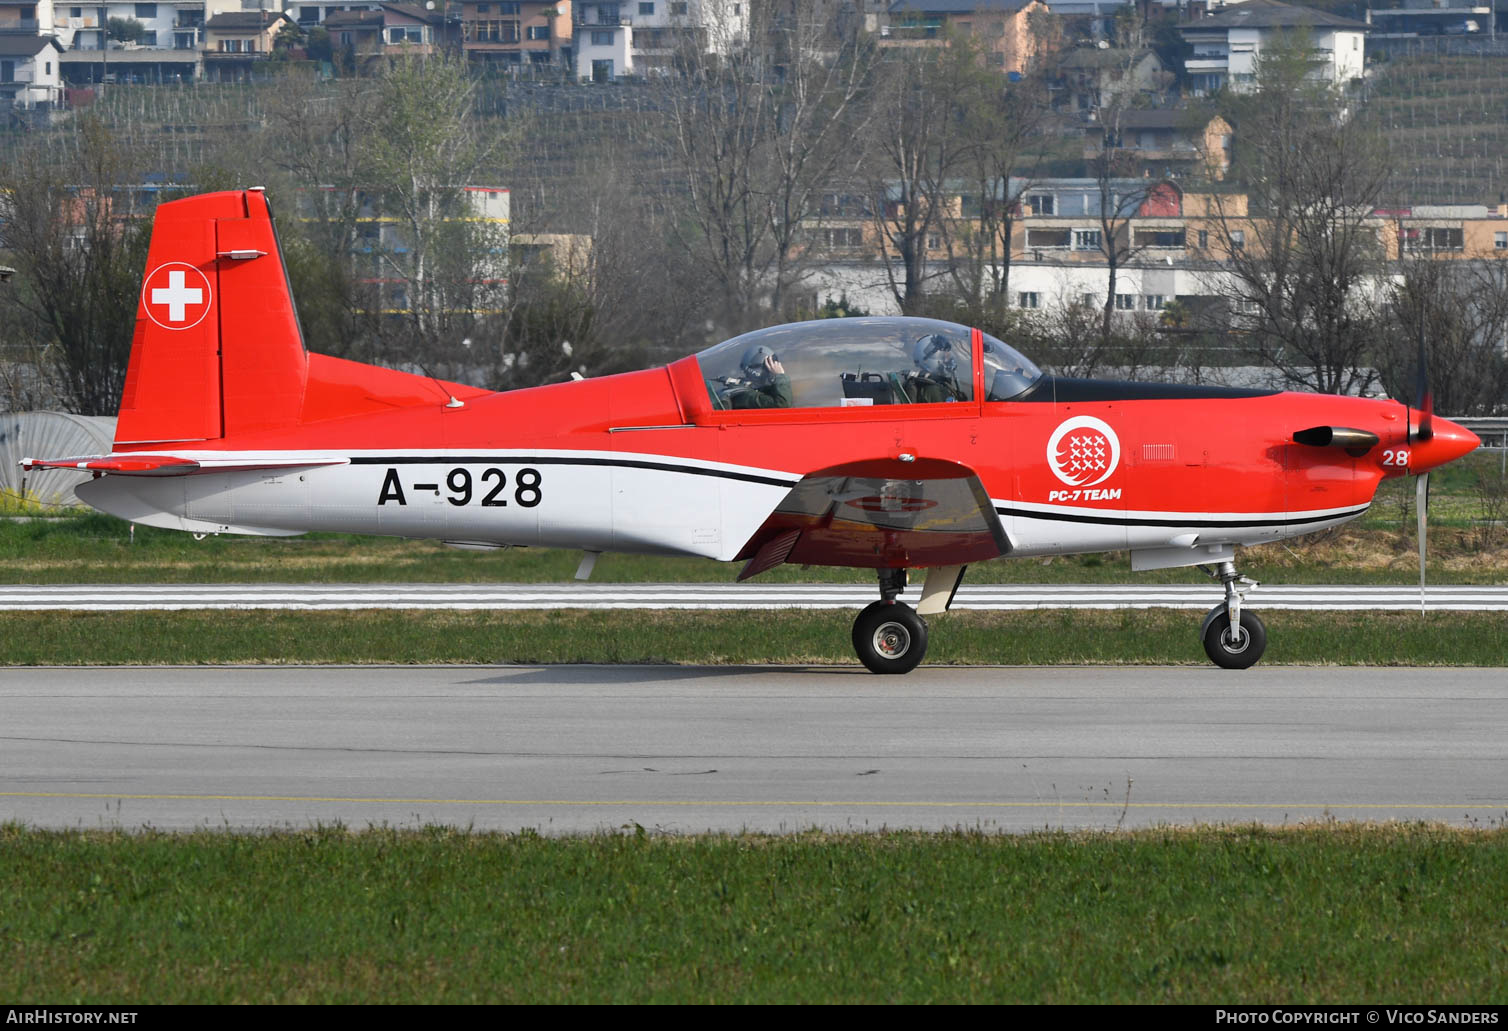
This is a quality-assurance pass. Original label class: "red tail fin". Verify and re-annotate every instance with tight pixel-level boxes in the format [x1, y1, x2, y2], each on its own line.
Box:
[117, 189, 308, 445]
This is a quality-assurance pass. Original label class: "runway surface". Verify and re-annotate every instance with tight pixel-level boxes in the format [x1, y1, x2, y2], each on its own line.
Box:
[3, 582, 1507, 610]
[3, 665, 1505, 834]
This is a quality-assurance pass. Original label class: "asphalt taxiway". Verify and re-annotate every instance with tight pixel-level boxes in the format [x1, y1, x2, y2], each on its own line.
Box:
[3, 665, 1505, 834]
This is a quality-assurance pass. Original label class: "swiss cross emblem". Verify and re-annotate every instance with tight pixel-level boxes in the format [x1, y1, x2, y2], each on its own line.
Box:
[1047, 416, 1121, 487]
[142, 262, 212, 331]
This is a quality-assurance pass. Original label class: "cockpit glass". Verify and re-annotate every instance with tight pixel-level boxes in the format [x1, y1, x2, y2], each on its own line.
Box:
[695, 317, 981, 411]
[981, 331, 1041, 401]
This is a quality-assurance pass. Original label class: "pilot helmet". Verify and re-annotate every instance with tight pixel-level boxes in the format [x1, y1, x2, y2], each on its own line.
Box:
[913, 334, 956, 378]
[741, 344, 778, 384]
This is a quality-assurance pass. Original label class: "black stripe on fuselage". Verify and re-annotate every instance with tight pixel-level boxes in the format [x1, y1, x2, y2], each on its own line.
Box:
[1010, 377, 1277, 403]
[346, 455, 799, 488]
[993, 504, 1369, 529]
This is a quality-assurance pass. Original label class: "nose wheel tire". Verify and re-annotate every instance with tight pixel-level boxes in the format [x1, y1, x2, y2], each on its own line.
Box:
[1201, 606, 1267, 670]
[852, 601, 928, 674]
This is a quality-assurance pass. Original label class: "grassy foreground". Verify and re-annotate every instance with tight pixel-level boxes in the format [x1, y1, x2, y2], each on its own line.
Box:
[3, 824, 1504, 1003]
[2, 608, 1507, 665]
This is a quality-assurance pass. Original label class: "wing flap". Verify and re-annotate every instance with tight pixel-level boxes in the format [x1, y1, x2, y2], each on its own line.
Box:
[734, 458, 1009, 574]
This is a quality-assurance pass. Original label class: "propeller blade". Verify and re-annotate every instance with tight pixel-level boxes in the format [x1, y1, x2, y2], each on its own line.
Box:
[1416, 471, 1429, 613]
[1414, 321, 1433, 443]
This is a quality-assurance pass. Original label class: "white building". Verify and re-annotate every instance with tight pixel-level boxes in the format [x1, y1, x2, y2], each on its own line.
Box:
[47, 0, 244, 51]
[573, 0, 748, 81]
[0, 34, 63, 108]
[1179, 0, 1367, 96]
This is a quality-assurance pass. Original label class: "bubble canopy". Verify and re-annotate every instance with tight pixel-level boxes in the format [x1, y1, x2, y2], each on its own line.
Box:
[694, 317, 1041, 411]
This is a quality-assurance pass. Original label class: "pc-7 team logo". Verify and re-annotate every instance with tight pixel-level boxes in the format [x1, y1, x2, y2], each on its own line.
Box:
[142, 262, 212, 331]
[1047, 415, 1121, 488]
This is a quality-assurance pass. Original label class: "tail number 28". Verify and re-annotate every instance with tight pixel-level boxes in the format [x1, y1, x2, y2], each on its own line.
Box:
[1382, 450, 1410, 467]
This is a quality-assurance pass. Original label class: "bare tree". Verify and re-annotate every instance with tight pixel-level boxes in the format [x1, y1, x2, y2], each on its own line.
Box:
[359, 53, 518, 377]
[0, 118, 150, 415]
[935, 59, 1053, 320]
[863, 37, 984, 312]
[1201, 36, 1392, 395]
[1379, 257, 1508, 417]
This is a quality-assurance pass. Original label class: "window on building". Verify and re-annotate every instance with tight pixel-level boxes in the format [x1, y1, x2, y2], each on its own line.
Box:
[1079, 293, 1095, 307]
[527, 24, 548, 39]
[670, 1, 687, 13]
[1144, 295, 1165, 311]
[497, 1, 519, 12]
[1115, 294, 1135, 311]
[638, 1, 653, 11]
[1496, 231, 1507, 250]
[139, 29, 156, 44]
[1422, 227, 1464, 250]
[926, 234, 941, 250]
[1229, 229, 1245, 251]
[70, 6, 82, 16]
[1026, 229, 1070, 248]
[590, 29, 613, 44]
[1133, 228, 1185, 248]
[1017, 292, 1040, 309]
[135, 3, 156, 18]
[1027, 194, 1054, 216]
[1198, 229, 1209, 249]
[1073, 229, 1101, 251]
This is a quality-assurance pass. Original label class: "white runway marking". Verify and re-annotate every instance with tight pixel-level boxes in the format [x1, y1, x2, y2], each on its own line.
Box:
[1, 582, 1507, 611]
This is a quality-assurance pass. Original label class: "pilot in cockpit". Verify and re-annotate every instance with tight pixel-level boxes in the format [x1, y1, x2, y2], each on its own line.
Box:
[904, 334, 965, 403]
[720, 344, 793, 409]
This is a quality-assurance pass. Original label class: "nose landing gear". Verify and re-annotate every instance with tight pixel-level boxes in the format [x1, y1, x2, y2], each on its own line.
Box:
[852, 568, 929, 674]
[1199, 560, 1266, 669]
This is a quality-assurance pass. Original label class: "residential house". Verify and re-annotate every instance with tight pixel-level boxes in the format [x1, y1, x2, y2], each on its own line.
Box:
[573, 0, 748, 81]
[1179, 0, 1368, 95]
[1084, 109, 1234, 180]
[460, 0, 572, 71]
[0, 33, 62, 108]
[325, 4, 442, 64]
[882, 0, 1046, 75]
[1051, 46, 1168, 114]
[201, 9, 289, 80]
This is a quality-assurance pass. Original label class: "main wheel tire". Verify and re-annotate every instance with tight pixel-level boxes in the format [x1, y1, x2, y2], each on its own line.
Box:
[852, 601, 928, 675]
[1201, 606, 1267, 669]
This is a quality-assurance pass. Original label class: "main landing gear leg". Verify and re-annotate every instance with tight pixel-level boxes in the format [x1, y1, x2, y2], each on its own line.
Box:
[1199, 560, 1266, 669]
[852, 568, 928, 675]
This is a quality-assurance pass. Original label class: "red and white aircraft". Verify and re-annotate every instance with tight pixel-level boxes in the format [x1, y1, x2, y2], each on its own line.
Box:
[25, 190, 1481, 672]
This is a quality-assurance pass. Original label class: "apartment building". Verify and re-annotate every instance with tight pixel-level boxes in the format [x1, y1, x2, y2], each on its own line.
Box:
[459, 0, 572, 70]
[573, 0, 748, 81]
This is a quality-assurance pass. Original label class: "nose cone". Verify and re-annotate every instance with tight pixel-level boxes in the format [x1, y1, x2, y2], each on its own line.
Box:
[1408, 415, 1480, 474]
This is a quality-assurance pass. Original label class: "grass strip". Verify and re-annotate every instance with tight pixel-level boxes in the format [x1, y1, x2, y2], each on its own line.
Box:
[3, 824, 1505, 1003]
[2, 608, 1507, 666]
[6, 510, 1508, 584]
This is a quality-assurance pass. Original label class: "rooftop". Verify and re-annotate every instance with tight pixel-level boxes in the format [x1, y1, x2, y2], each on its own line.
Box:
[1180, 0, 1369, 32]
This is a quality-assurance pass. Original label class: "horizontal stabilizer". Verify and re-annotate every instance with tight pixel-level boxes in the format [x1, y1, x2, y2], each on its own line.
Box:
[21, 455, 346, 477]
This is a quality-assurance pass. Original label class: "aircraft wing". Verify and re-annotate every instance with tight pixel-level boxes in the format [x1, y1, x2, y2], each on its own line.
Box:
[20, 455, 347, 476]
[734, 457, 1010, 580]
